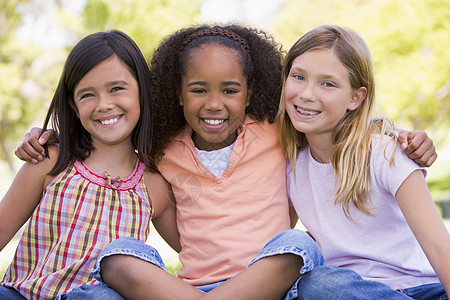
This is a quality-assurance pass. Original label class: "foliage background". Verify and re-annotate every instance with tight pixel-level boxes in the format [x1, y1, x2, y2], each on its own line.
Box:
[1, 0, 449, 276]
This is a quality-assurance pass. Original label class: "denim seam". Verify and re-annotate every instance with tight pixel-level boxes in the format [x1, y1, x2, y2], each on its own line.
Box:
[248, 246, 315, 275]
[98, 247, 166, 270]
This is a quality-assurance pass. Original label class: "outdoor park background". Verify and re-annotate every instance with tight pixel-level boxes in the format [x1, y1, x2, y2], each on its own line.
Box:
[1, 0, 449, 276]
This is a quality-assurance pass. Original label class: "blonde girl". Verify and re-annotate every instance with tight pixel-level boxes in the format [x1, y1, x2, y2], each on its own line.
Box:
[277, 25, 449, 299]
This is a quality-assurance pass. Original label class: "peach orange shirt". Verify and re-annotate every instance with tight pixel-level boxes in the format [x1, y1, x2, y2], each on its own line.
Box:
[158, 118, 290, 286]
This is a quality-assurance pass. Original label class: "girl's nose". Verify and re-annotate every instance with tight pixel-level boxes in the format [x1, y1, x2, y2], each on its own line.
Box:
[299, 83, 316, 102]
[205, 93, 223, 110]
[96, 95, 114, 111]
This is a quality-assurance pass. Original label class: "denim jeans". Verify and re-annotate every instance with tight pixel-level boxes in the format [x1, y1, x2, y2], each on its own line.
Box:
[71, 229, 323, 299]
[296, 265, 447, 300]
[55, 284, 124, 300]
[0, 286, 27, 300]
[56, 284, 124, 300]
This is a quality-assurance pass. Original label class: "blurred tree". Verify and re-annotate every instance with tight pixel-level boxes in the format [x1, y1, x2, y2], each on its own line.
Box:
[272, 0, 450, 143]
[75, 0, 202, 56]
[0, 0, 202, 174]
[0, 0, 63, 172]
[364, 0, 450, 140]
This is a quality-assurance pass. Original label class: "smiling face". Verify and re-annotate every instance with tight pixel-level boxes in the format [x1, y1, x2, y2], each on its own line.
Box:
[72, 54, 140, 148]
[283, 49, 366, 143]
[179, 44, 250, 150]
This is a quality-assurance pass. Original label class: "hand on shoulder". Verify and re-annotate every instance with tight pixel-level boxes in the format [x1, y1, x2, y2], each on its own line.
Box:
[15, 127, 59, 164]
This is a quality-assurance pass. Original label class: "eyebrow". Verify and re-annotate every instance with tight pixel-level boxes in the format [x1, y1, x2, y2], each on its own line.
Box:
[222, 81, 241, 86]
[75, 80, 129, 99]
[186, 80, 242, 87]
[290, 65, 341, 80]
[187, 81, 207, 87]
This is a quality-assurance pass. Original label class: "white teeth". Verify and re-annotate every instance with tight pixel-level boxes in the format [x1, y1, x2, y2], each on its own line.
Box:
[204, 119, 225, 125]
[296, 107, 319, 115]
[101, 118, 118, 125]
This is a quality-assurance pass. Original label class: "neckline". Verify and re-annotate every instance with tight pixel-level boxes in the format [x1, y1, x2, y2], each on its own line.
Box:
[74, 159, 145, 190]
[308, 146, 331, 166]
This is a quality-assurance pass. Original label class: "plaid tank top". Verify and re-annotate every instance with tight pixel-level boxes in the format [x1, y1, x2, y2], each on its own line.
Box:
[1, 159, 153, 299]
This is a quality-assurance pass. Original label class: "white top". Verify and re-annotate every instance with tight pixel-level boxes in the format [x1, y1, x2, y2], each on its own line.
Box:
[196, 143, 234, 178]
[287, 135, 439, 289]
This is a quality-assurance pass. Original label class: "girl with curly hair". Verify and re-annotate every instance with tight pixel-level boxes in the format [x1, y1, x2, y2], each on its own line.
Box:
[92, 24, 325, 299]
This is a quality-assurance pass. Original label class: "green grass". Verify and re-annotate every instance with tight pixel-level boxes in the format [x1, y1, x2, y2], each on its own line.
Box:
[166, 260, 182, 276]
[428, 173, 450, 201]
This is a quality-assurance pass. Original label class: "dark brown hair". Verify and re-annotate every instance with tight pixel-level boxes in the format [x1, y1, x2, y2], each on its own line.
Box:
[43, 30, 153, 174]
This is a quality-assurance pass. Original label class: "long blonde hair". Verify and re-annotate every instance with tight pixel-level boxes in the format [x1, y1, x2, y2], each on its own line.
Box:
[276, 25, 397, 221]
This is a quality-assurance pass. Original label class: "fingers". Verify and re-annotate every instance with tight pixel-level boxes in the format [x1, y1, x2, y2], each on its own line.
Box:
[399, 131, 438, 167]
[420, 151, 438, 168]
[14, 127, 47, 163]
[40, 129, 58, 145]
[398, 131, 411, 153]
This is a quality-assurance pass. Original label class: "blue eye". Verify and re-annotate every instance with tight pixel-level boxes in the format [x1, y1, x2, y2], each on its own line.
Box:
[323, 82, 336, 88]
[293, 74, 305, 81]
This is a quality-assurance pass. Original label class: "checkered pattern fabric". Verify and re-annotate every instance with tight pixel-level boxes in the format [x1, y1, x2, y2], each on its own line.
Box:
[1, 160, 153, 299]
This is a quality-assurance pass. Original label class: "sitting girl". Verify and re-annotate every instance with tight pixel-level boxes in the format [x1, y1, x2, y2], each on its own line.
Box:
[277, 24, 449, 299]
[0, 30, 178, 299]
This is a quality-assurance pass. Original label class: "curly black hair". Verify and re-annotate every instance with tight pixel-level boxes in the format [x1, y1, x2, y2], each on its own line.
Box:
[149, 23, 284, 168]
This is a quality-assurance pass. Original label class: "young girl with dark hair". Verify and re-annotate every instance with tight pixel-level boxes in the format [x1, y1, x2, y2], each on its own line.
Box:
[0, 30, 178, 299]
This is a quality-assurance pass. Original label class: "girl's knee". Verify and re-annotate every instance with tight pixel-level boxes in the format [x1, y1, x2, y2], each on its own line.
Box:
[100, 254, 133, 285]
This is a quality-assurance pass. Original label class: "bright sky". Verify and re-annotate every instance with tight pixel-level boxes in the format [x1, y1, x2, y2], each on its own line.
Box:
[201, 0, 283, 28]
[18, 0, 283, 49]
[17, 0, 86, 49]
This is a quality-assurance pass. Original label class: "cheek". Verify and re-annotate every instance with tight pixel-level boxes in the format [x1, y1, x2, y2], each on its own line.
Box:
[283, 82, 296, 101]
[75, 104, 93, 122]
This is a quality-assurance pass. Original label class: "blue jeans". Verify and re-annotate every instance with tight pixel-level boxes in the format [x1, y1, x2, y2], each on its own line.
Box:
[297, 265, 447, 300]
[62, 229, 323, 299]
[55, 284, 124, 300]
[0, 286, 27, 299]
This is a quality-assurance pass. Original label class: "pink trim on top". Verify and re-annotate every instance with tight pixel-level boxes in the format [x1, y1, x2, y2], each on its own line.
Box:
[74, 160, 145, 190]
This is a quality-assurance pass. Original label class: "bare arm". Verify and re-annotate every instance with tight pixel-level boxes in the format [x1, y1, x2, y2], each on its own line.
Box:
[398, 130, 437, 167]
[15, 127, 58, 164]
[289, 206, 299, 229]
[145, 171, 181, 253]
[396, 170, 450, 294]
[0, 145, 57, 250]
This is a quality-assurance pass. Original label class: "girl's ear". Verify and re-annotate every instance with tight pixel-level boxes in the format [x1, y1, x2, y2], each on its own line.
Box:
[69, 98, 80, 117]
[348, 86, 367, 111]
[178, 92, 184, 106]
[246, 87, 253, 107]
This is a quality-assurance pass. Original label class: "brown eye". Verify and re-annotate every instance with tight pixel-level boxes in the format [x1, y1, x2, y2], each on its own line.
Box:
[223, 89, 237, 94]
[80, 93, 94, 100]
[111, 86, 124, 93]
